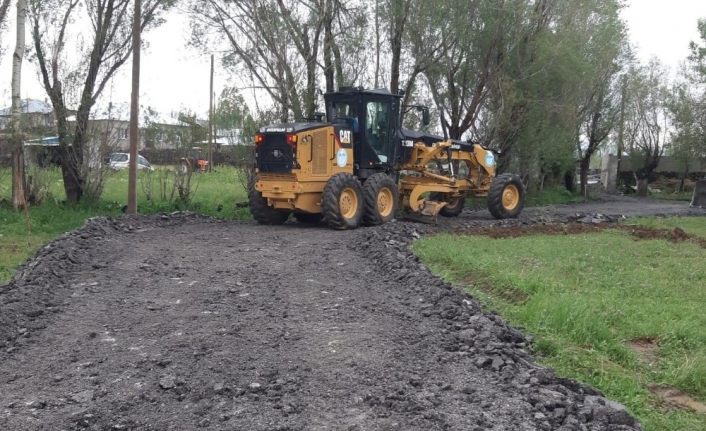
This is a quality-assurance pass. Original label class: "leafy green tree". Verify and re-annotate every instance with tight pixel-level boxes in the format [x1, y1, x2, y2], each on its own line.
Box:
[623, 60, 669, 196]
[215, 87, 257, 145]
[688, 18, 706, 81]
[668, 83, 706, 190]
[29, 0, 175, 202]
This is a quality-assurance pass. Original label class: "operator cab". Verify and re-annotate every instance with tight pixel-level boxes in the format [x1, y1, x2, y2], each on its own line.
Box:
[325, 87, 402, 179]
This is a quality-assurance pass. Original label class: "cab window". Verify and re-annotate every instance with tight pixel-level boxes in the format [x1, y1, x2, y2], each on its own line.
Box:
[366, 102, 390, 161]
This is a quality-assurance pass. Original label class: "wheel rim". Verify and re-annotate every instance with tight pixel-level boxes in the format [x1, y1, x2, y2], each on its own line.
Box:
[502, 184, 520, 210]
[446, 198, 460, 210]
[339, 187, 358, 219]
[377, 188, 394, 218]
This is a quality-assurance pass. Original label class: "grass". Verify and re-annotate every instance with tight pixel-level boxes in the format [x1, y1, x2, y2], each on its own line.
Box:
[464, 185, 584, 209]
[651, 191, 693, 202]
[0, 166, 249, 284]
[524, 186, 584, 207]
[414, 217, 706, 431]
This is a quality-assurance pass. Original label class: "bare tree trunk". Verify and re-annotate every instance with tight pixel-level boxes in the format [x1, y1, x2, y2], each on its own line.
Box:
[11, 0, 28, 210]
[388, 0, 408, 94]
[679, 161, 688, 193]
[374, 0, 380, 88]
[636, 178, 649, 196]
[579, 156, 590, 198]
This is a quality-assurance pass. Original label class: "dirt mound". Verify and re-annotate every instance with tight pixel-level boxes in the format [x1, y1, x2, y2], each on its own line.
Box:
[455, 223, 608, 239]
[451, 220, 706, 250]
[649, 385, 706, 414]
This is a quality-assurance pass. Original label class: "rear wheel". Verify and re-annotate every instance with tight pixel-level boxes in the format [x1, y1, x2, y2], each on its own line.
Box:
[293, 212, 323, 224]
[363, 173, 398, 225]
[322, 173, 364, 230]
[249, 189, 290, 225]
[487, 173, 525, 219]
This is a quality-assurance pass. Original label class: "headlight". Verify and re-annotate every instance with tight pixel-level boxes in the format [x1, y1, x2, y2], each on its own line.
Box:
[485, 151, 495, 167]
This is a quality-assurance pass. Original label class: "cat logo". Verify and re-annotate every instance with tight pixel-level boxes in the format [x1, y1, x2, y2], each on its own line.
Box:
[339, 129, 352, 145]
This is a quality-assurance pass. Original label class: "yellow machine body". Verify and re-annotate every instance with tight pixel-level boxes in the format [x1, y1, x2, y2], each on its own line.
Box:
[255, 125, 353, 214]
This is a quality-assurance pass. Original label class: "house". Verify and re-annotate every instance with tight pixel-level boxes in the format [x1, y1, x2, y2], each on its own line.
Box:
[142, 111, 205, 150]
[0, 99, 56, 132]
[68, 116, 137, 152]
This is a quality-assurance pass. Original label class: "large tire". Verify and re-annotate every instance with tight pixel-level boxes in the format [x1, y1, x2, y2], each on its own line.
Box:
[430, 193, 466, 218]
[249, 189, 290, 225]
[441, 196, 466, 217]
[322, 173, 364, 230]
[487, 173, 526, 219]
[363, 173, 399, 225]
[293, 212, 323, 224]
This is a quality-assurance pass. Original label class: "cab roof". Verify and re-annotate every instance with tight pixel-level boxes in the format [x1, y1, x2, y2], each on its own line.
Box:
[328, 87, 403, 98]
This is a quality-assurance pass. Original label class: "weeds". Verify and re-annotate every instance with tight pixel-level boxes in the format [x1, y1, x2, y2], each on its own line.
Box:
[415, 219, 706, 431]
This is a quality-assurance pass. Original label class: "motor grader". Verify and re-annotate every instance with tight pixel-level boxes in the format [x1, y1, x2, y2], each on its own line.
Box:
[249, 87, 525, 229]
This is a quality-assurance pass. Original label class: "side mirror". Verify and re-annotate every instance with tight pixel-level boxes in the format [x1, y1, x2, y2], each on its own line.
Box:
[422, 107, 431, 127]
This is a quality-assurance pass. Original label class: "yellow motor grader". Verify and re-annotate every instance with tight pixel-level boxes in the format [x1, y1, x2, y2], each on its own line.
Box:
[250, 87, 525, 229]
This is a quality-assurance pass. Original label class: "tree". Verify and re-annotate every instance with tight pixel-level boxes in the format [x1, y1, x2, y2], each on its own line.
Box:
[384, 0, 410, 95]
[29, 0, 174, 202]
[570, 0, 625, 197]
[669, 21, 706, 191]
[688, 18, 706, 81]
[215, 87, 257, 144]
[190, 0, 327, 122]
[624, 60, 668, 196]
[668, 83, 706, 191]
[10, 0, 28, 209]
[0, 0, 11, 40]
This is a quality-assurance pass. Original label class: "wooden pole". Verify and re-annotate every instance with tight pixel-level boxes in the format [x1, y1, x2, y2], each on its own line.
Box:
[208, 54, 214, 172]
[127, 0, 141, 214]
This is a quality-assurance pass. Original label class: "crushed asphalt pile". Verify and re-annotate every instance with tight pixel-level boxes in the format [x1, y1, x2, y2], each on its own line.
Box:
[1, 198, 701, 430]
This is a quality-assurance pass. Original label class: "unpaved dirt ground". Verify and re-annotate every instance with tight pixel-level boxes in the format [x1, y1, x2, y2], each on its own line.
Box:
[0, 197, 702, 430]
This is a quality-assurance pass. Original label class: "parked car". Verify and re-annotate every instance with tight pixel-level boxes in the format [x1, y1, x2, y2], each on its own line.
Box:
[107, 153, 154, 171]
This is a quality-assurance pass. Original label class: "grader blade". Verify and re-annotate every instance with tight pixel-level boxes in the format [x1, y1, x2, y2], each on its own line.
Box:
[403, 210, 438, 224]
[403, 200, 447, 224]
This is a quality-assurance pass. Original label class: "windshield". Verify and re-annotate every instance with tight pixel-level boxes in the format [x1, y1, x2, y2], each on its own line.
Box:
[327, 101, 356, 121]
[110, 153, 128, 162]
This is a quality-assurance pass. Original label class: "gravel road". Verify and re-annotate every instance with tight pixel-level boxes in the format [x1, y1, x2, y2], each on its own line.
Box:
[0, 197, 701, 430]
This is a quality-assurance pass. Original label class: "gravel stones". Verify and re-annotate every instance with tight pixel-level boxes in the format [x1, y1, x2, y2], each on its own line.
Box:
[0, 204, 672, 429]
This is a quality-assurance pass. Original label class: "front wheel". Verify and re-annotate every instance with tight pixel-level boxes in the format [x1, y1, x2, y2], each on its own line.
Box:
[322, 173, 364, 230]
[430, 193, 466, 218]
[487, 173, 526, 219]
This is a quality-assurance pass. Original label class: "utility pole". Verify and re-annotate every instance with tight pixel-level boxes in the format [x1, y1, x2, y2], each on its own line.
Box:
[208, 54, 214, 172]
[127, 0, 141, 214]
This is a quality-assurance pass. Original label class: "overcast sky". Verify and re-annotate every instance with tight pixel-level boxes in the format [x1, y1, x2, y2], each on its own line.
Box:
[1, 0, 705, 117]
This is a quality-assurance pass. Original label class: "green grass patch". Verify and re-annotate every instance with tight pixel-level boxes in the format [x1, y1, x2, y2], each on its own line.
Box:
[414, 218, 706, 430]
[524, 186, 584, 207]
[651, 191, 693, 202]
[465, 186, 583, 209]
[0, 166, 249, 284]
